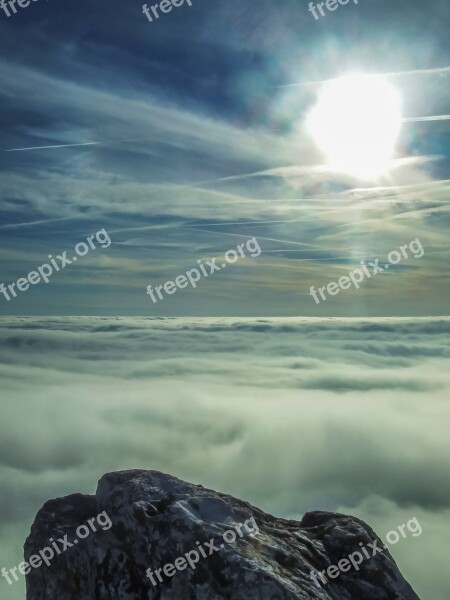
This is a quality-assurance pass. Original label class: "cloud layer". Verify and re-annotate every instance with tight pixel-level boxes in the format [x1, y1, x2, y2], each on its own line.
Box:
[0, 317, 449, 599]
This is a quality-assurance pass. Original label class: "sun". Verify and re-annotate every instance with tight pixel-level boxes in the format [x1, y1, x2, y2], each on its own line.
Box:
[306, 74, 402, 179]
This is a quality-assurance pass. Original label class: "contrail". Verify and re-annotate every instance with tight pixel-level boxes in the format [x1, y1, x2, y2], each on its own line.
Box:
[5, 142, 100, 152]
[276, 66, 450, 88]
[0, 217, 74, 230]
[402, 115, 450, 123]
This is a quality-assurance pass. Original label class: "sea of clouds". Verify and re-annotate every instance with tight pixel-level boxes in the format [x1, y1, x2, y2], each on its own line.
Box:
[0, 316, 449, 599]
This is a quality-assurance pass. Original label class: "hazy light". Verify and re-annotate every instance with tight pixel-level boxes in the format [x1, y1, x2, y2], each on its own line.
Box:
[306, 74, 402, 179]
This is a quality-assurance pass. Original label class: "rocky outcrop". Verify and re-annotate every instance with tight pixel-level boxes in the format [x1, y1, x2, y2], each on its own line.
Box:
[25, 469, 421, 599]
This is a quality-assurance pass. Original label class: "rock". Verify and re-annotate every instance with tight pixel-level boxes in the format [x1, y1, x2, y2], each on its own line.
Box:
[25, 469, 421, 599]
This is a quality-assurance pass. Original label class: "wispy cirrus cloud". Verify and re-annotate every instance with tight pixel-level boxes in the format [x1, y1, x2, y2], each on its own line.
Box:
[0, 0, 448, 316]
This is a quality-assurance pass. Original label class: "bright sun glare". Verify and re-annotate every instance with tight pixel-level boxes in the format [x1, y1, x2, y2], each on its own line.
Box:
[306, 74, 402, 179]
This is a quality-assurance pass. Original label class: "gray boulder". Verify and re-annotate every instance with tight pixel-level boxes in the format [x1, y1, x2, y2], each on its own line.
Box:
[25, 469, 421, 599]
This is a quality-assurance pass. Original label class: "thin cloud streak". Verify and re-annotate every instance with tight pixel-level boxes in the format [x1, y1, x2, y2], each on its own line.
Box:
[4, 142, 101, 152]
[276, 66, 450, 88]
[0, 217, 75, 230]
[196, 156, 439, 187]
[402, 115, 450, 122]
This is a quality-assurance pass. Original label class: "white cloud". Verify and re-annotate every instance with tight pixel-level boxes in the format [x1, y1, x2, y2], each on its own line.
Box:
[0, 317, 448, 598]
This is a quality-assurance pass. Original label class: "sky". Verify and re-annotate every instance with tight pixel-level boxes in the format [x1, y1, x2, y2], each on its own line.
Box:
[0, 3, 449, 600]
[0, 0, 449, 316]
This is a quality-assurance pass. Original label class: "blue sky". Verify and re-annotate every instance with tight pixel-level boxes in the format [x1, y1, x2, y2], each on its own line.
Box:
[0, 6, 449, 598]
[0, 0, 449, 315]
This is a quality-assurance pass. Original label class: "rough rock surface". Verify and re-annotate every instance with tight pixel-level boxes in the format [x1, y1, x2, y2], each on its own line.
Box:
[26, 469, 421, 599]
